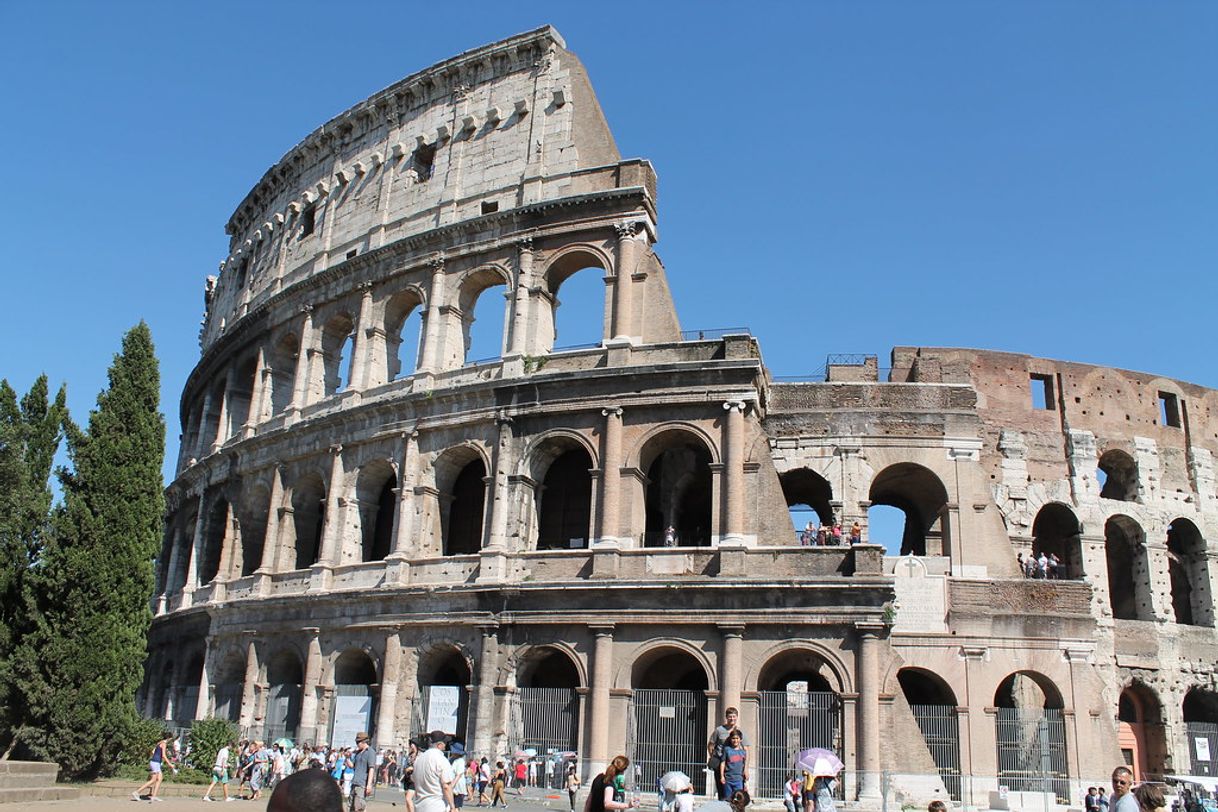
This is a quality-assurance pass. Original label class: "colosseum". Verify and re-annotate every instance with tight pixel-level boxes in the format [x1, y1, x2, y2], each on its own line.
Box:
[141, 25, 1218, 806]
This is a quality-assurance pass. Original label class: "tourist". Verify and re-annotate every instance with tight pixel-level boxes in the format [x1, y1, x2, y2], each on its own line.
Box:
[1048, 553, 1062, 579]
[809, 775, 836, 812]
[348, 731, 378, 812]
[664, 525, 677, 547]
[402, 739, 419, 812]
[1086, 787, 1100, 812]
[414, 731, 456, 812]
[203, 739, 235, 801]
[718, 730, 747, 800]
[515, 759, 528, 795]
[267, 768, 344, 812]
[450, 742, 468, 808]
[1111, 767, 1138, 812]
[584, 756, 638, 812]
[816, 526, 828, 546]
[250, 740, 271, 801]
[707, 707, 749, 801]
[565, 766, 581, 812]
[1099, 787, 1110, 812]
[1134, 784, 1167, 812]
[1017, 553, 1026, 576]
[478, 757, 492, 806]
[849, 522, 862, 545]
[831, 523, 843, 545]
[491, 761, 509, 808]
[783, 775, 803, 812]
[928, 802, 948, 812]
[800, 522, 815, 546]
[132, 731, 177, 802]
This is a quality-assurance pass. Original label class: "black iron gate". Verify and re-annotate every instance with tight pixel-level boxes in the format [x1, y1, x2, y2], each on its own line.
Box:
[995, 708, 1068, 801]
[910, 704, 962, 801]
[756, 690, 843, 799]
[629, 689, 708, 792]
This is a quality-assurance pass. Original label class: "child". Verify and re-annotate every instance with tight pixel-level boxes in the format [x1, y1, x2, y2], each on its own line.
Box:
[719, 730, 748, 800]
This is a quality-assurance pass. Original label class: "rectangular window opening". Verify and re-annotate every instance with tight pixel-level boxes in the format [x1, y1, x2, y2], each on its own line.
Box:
[1030, 373, 1054, 410]
[481, 200, 499, 215]
[346, 249, 358, 260]
[299, 204, 316, 238]
[1159, 392, 1181, 428]
[413, 143, 436, 182]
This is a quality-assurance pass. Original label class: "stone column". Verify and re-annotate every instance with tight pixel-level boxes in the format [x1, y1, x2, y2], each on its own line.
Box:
[417, 257, 445, 377]
[195, 641, 215, 721]
[507, 237, 535, 356]
[255, 466, 285, 592]
[194, 387, 216, 460]
[348, 282, 374, 393]
[375, 630, 403, 747]
[298, 629, 323, 745]
[719, 624, 744, 718]
[597, 407, 623, 546]
[238, 636, 260, 730]
[855, 625, 883, 800]
[163, 526, 184, 599]
[211, 365, 238, 454]
[612, 223, 637, 341]
[721, 400, 747, 545]
[387, 429, 419, 582]
[186, 498, 208, 595]
[473, 624, 499, 755]
[214, 499, 238, 582]
[587, 624, 614, 776]
[317, 445, 345, 568]
[487, 415, 513, 550]
[243, 347, 267, 439]
[288, 305, 315, 417]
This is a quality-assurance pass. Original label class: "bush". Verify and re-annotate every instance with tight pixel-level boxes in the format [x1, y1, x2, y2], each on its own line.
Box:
[117, 717, 171, 770]
[187, 718, 238, 774]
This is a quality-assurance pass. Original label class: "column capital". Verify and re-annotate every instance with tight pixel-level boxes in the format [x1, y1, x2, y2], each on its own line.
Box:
[516, 233, 537, 254]
[357, 280, 373, 293]
[428, 252, 446, 272]
[300, 303, 314, 315]
[614, 221, 637, 240]
[855, 622, 887, 638]
[302, 626, 320, 637]
[601, 406, 623, 418]
[718, 624, 745, 637]
[723, 399, 748, 414]
[476, 622, 500, 636]
[329, 443, 343, 456]
[589, 623, 615, 637]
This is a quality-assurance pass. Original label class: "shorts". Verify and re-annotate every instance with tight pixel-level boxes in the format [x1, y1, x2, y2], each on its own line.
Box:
[455, 794, 466, 808]
[349, 787, 368, 812]
[722, 780, 744, 800]
[149, 761, 162, 774]
[212, 768, 229, 784]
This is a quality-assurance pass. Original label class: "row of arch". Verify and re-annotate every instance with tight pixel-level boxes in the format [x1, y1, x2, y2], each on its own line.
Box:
[183, 241, 632, 469]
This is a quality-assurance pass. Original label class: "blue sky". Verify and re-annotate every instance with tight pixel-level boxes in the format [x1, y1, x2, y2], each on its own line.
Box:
[2, 2, 1216, 539]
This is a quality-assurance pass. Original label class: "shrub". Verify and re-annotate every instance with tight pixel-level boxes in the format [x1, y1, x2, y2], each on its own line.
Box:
[187, 718, 238, 774]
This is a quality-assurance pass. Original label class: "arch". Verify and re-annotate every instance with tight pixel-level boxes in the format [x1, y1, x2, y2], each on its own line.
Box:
[172, 503, 199, 592]
[1183, 687, 1218, 775]
[415, 642, 474, 740]
[239, 483, 271, 577]
[434, 446, 489, 556]
[198, 496, 229, 585]
[897, 667, 959, 706]
[869, 462, 950, 556]
[355, 459, 397, 563]
[1105, 515, 1153, 621]
[319, 311, 356, 396]
[541, 246, 612, 352]
[289, 472, 327, 570]
[1117, 681, 1168, 782]
[178, 653, 205, 723]
[638, 427, 715, 548]
[517, 645, 583, 689]
[384, 286, 426, 383]
[993, 671, 1069, 799]
[1167, 518, 1213, 627]
[212, 649, 247, 723]
[227, 355, 258, 435]
[536, 446, 594, 551]
[781, 468, 835, 532]
[200, 376, 226, 451]
[629, 642, 714, 691]
[898, 667, 963, 801]
[458, 265, 511, 365]
[746, 641, 853, 696]
[1099, 449, 1139, 502]
[333, 648, 379, 686]
[994, 671, 1065, 710]
[1032, 502, 1083, 580]
[268, 332, 299, 415]
[755, 646, 843, 694]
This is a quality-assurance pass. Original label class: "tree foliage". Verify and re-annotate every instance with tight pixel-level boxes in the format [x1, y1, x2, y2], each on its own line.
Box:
[13, 323, 165, 778]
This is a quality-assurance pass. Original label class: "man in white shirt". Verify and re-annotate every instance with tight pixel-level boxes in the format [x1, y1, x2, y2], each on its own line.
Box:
[204, 740, 235, 802]
[414, 730, 456, 812]
[449, 742, 468, 807]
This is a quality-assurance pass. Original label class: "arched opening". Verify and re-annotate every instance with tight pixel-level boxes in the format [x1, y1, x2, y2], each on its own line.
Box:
[177, 654, 204, 724]
[172, 505, 198, 593]
[384, 290, 424, 383]
[289, 473, 326, 570]
[631, 648, 710, 789]
[414, 648, 472, 741]
[780, 469, 834, 543]
[1183, 688, 1218, 776]
[537, 448, 593, 550]
[439, 453, 487, 556]
[1031, 503, 1083, 580]
[898, 668, 961, 801]
[239, 485, 270, 577]
[269, 333, 299, 415]
[460, 271, 508, 364]
[356, 461, 396, 563]
[1117, 683, 1168, 782]
[869, 463, 950, 556]
[993, 672, 1068, 800]
[331, 650, 378, 747]
[201, 378, 226, 451]
[156, 661, 175, 721]
[641, 431, 713, 548]
[543, 252, 608, 352]
[265, 650, 304, 742]
[227, 356, 258, 435]
[1099, 449, 1139, 502]
[512, 648, 581, 760]
[1105, 515, 1153, 621]
[199, 497, 229, 585]
[320, 312, 356, 396]
[212, 652, 246, 723]
[1167, 519, 1212, 627]
[755, 649, 844, 798]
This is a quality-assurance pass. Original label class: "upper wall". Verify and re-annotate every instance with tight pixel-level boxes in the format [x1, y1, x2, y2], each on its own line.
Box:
[200, 26, 629, 351]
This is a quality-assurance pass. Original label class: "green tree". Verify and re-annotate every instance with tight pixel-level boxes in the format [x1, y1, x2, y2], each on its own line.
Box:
[0, 375, 67, 756]
[15, 323, 164, 778]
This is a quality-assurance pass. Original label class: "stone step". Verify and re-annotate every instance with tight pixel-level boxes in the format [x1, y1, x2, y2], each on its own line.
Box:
[0, 762, 59, 778]
[0, 785, 81, 804]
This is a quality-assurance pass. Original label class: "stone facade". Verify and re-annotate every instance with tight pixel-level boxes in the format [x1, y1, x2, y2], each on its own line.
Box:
[141, 26, 1218, 808]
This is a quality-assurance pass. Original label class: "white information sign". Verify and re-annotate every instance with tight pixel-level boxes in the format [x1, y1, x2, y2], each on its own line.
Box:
[331, 695, 372, 749]
[1197, 737, 1212, 762]
[426, 685, 461, 733]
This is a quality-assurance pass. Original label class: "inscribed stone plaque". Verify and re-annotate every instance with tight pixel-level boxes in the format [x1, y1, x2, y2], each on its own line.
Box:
[892, 555, 947, 633]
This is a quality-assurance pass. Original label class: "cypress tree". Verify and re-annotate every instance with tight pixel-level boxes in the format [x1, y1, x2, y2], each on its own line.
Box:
[0, 376, 67, 755]
[15, 324, 164, 778]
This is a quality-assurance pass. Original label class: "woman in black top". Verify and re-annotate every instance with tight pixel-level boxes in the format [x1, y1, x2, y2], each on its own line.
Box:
[584, 756, 638, 812]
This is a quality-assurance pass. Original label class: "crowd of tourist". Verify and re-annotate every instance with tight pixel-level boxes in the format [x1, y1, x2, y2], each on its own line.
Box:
[1017, 551, 1065, 579]
[797, 521, 863, 547]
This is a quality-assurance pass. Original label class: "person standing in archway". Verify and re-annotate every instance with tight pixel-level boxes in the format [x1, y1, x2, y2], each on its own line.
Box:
[707, 707, 750, 801]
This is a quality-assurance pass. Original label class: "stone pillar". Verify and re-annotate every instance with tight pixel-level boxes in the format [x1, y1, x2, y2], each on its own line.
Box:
[238, 636, 259, 730]
[195, 641, 214, 721]
[507, 237, 535, 356]
[317, 445, 345, 568]
[587, 624, 614, 776]
[214, 499, 238, 582]
[473, 624, 499, 756]
[186, 499, 208, 594]
[418, 257, 445, 377]
[288, 305, 315, 417]
[487, 415, 513, 549]
[719, 625, 744, 718]
[348, 282, 374, 393]
[255, 465, 286, 592]
[212, 365, 238, 453]
[611, 223, 637, 341]
[243, 346, 267, 439]
[194, 387, 216, 460]
[855, 625, 883, 800]
[375, 630, 402, 747]
[163, 526, 184, 599]
[298, 629, 323, 746]
[598, 407, 623, 546]
[387, 429, 419, 582]
[721, 400, 747, 545]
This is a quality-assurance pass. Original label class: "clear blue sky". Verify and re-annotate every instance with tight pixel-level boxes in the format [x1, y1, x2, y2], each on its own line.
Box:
[2, 1, 1216, 498]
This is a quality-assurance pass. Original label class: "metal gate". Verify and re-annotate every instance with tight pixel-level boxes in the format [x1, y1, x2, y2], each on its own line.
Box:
[910, 704, 962, 801]
[411, 685, 471, 742]
[508, 688, 580, 787]
[264, 683, 301, 743]
[629, 689, 708, 792]
[1186, 722, 1218, 776]
[995, 708, 1069, 801]
[757, 691, 843, 799]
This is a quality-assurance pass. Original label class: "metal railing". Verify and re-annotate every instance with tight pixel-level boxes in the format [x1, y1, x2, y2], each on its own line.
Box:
[507, 687, 580, 786]
[679, 327, 751, 341]
[994, 708, 1069, 801]
[910, 704, 963, 801]
[628, 689, 709, 793]
[756, 690, 844, 799]
[1187, 721, 1218, 776]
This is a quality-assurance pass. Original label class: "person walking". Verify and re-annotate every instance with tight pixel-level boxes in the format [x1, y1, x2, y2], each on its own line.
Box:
[490, 761, 509, 808]
[565, 766, 581, 812]
[402, 739, 420, 812]
[478, 757, 492, 806]
[514, 760, 528, 795]
[450, 743, 468, 809]
[584, 756, 638, 812]
[347, 732, 378, 812]
[133, 731, 177, 802]
[203, 739, 235, 802]
[413, 731, 456, 812]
